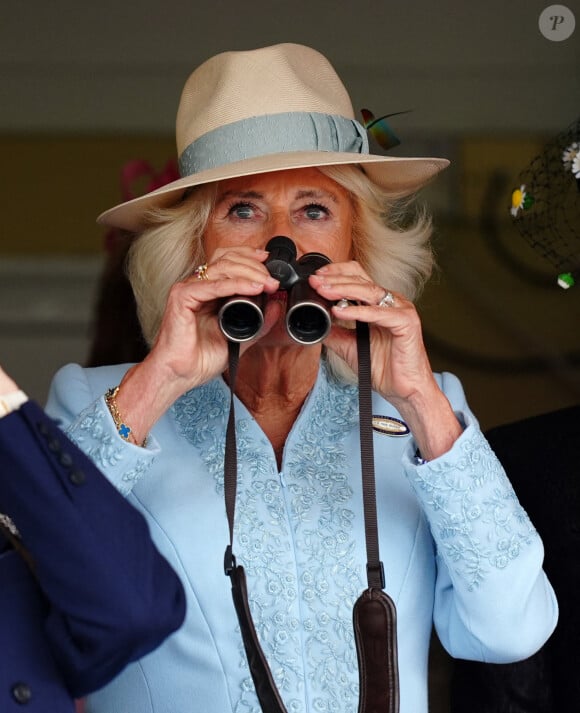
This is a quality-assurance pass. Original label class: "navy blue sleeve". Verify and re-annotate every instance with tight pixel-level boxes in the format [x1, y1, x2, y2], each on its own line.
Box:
[0, 400, 186, 697]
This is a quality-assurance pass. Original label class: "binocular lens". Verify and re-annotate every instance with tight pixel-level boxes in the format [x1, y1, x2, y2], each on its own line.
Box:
[218, 298, 264, 342]
[286, 302, 331, 344]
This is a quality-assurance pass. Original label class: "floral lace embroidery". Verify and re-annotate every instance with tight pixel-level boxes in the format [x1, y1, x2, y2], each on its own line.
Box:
[172, 365, 363, 713]
[171, 379, 229, 489]
[65, 400, 152, 495]
[282, 372, 362, 713]
[410, 430, 537, 590]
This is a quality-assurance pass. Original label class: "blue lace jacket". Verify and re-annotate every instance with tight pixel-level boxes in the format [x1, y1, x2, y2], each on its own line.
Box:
[46, 361, 557, 713]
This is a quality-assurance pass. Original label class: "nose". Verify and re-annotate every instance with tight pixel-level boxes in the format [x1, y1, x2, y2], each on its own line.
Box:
[264, 211, 295, 249]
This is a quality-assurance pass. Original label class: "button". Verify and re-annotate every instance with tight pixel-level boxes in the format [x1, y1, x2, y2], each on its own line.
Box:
[59, 452, 73, 467]
[69, 469, 86, 485]
[37, 422, 49, 436]
[11, 682, 32, 704]
[47, 438, 61, 453]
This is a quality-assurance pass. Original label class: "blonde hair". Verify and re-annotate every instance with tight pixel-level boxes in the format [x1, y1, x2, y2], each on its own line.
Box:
[127, 182, 217, 345]
[127, 166, 434, 382]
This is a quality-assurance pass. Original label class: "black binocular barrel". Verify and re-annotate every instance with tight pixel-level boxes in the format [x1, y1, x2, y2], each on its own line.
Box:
[218, 237, 332, 344]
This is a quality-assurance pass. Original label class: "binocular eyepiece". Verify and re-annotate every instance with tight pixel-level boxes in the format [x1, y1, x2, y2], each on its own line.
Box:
[218, 236, 332, 344]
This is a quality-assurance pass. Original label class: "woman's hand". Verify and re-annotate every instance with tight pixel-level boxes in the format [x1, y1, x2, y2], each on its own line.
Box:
[113, 247, 280, 443]
[149, 247, 280, 384]
[310, 262, 463, 460]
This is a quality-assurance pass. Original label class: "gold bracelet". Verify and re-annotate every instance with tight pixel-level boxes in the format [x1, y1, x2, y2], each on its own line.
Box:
[105, 386, 136, 444]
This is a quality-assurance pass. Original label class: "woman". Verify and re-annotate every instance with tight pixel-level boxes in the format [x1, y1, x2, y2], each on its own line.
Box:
[46, 44, 557, 713]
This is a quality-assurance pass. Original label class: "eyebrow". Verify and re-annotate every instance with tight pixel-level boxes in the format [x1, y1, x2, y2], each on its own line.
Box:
[296, 189, 339, 203]
[217, 188, 339, 203]
[217, 190, 263, 203]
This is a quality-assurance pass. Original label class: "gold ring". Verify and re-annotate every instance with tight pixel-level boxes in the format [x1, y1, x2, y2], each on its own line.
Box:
[193, 263, 209, 280]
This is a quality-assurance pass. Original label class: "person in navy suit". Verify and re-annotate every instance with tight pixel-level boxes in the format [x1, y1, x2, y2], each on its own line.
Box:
[450, 405, 580, 713]
[0, 365, 186, 712]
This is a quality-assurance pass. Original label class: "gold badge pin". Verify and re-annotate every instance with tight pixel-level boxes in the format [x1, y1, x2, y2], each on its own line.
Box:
[371, 415, 409, 436]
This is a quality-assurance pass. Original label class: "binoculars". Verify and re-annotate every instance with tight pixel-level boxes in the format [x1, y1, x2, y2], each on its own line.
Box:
[218, 236, 332, 344]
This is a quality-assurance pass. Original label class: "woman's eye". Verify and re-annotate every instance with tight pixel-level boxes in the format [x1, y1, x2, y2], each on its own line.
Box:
[304, 203, 329, 220]
[228, 202, 255, 219]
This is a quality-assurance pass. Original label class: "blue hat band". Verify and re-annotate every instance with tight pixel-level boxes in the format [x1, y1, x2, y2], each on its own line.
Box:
[178, 112, 369, 178]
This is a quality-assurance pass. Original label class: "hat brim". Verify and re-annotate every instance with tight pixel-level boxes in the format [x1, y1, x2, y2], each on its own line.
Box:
[98, 151, 450, 231]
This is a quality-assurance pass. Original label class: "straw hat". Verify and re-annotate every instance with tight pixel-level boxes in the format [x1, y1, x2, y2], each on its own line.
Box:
[98, 43, 449, 231]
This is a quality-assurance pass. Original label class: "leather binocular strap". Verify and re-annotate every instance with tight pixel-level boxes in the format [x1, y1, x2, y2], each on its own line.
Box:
[354, 320, 400, 713]
[223, 340, 289, 713]
[223, 324, 399, 713]
[227, 555, 289, 712]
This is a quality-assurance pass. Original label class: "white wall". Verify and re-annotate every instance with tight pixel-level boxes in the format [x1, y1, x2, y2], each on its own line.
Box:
[0, 258, 103, 404]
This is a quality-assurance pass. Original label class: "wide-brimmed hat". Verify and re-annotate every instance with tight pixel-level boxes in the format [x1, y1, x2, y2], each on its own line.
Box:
[98, 43, 450, 231]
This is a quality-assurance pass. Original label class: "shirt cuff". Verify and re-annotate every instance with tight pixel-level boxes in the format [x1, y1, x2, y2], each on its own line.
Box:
[0, 390, 28, 418]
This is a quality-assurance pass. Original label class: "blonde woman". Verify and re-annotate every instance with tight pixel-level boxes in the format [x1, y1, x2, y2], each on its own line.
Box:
[47, 44, 557, 713]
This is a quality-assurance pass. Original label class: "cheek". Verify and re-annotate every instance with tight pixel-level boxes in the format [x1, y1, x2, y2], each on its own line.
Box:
[328, 219, 354, 263]
[201, 225, 237, 257]
[200, 231, 216, 258]
[202, 221, 269, 255]
[333, 202, 355, 259]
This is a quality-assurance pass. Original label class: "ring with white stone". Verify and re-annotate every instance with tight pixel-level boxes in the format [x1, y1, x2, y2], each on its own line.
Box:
[378, 291, 395, 307]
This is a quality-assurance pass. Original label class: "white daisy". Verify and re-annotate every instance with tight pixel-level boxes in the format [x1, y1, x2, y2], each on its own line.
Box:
[562, 141, 579, 170]
[510, 184, 533, 217]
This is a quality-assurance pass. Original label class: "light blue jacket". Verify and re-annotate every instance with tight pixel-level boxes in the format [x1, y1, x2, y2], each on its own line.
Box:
[46, 361, 557, 713]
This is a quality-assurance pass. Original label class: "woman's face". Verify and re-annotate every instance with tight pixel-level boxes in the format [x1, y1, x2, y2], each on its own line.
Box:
[202, 167, 354, 262]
